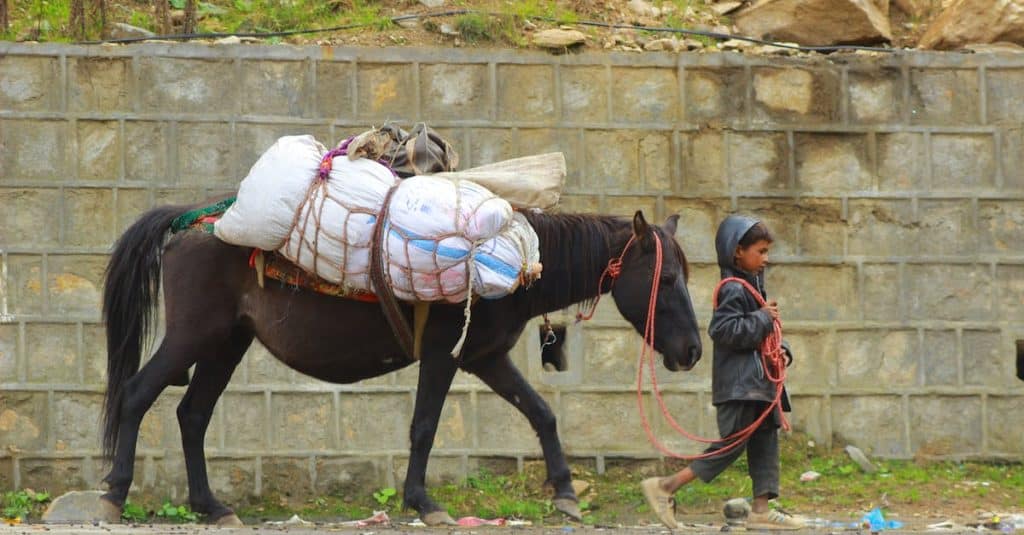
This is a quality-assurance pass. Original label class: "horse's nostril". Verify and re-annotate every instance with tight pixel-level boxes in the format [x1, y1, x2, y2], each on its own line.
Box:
[688, 345, 701, 363]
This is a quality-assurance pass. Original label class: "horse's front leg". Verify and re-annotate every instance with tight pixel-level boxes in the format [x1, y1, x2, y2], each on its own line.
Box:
[403, 352, 458, 526]
[467, 353, 582, 521]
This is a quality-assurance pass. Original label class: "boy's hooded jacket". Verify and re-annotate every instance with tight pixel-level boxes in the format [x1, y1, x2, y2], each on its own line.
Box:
[708, 215, 791, 409]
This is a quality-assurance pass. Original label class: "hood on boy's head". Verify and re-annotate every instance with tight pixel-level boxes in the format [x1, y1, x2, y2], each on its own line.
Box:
[715, 215, 760, 272]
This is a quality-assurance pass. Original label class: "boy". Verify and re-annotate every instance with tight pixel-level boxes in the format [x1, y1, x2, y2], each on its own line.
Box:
[641, 215, 805, 530]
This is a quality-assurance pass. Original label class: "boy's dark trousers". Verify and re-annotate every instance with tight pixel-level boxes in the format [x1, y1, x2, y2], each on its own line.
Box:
[688, 401, 780, 499]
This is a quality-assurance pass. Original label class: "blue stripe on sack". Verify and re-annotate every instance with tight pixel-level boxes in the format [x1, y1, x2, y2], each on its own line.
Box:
[387, 226, 520, 280]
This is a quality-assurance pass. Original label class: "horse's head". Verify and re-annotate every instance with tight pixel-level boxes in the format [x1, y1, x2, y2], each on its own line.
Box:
[611, 211, 702, 371]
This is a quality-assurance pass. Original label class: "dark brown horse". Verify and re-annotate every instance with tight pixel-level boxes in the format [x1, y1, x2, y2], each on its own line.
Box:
[99, 203, 702, 526]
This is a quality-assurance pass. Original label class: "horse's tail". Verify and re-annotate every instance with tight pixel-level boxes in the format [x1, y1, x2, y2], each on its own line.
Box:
[102, 204, 190, 460]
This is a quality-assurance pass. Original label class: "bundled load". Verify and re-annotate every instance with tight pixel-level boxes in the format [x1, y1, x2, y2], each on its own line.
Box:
[214, 128, 561, 303]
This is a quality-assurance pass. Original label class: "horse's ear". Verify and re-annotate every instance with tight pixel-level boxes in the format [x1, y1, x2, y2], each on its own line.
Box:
[664, 214, 679, 236]
[632, 210, 650, 238]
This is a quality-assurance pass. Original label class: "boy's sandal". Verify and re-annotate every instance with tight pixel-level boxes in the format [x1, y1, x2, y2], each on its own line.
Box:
[641, 477, 678, 529]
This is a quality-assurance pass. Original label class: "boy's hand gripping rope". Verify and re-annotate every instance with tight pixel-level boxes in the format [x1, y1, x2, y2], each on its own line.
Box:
[575, 232, 790, 460]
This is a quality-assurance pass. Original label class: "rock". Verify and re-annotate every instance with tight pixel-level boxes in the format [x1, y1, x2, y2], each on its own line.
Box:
[800, 470, 822, 482]
[918, 0, 1024, 50]
[628, 0, 661, 18]
[396, 18, 420, 29]
[845, 444, 878, 474]
[723, 497, 752, 519]
[644, 37, 682, 51]
[109, 22, 155, 40]
[735, 0, 892, 46]
[966, 41, 1024, 53]
[712, 1, 744, 15]
[571, 479, 591, 496]
[41, 491, 121, 524]
[438, 23, 459, 36]
[532, 28, 587, 49]
[215, 35, 241, 45]
[720, 38, 755, 50]
[419, 0, 445, 7]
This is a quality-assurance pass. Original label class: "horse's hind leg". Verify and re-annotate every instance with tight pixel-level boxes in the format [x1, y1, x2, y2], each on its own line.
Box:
[176, 327, 253, 525]
[467, 353, 582, 521]
[102, 339, 198, 508]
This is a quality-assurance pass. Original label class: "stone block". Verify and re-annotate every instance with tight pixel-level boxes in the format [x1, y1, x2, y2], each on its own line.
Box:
[862, 264, 903, 321]
[147, 455, 187, 497]
[114, 188, 152, 234]
[240, 60, 310, 117]
[728, 132, 789, 192]
[835, 329, 919, 388]
[996, 264, 1024, 320]
[560, 66, 608, 123]
[52, 392, 103, 451]
[782, 330, 835, 389]
[582, 130, 640, 193]
[0, 391, 48, 450]
[1000, 128, 1024, 191]
[261, 456, 314, 497]
[917, 200, 975, 256]
[420, 63, 489, 120]
[207, 457, 257, 500]
[19, 459, 86, 496]
[246, 340, 294, 385]
[830, 395, 905, 456]
[685, 68, 746, 126]
[556, 194, 600, 213]
[356, 62, 415, 119]
[314, 456, 380, 495]
[662, 198, 729, 263]
[681, 131, 726, 191]
[41, 490, 118, 524]
[638, 132, 673, 192]
[687, 263, 722, 322]
[581, 327, 639, 386]
[611, 67, 679, 124]
[0, 457, 13, 492]
[787, 395, 828, 443]
[392, 454, 464, 487]
[497, 64, 555, 122]
[909, 395, 982, 456]
[138, 57, 237, 114]
[517, 128, 581, 190]
[931, 134, 996, 190]
[0, 188, 61, 247]
[847, 199, 915, 256]
[645, 392, 704, 456]
[0, 324, 17, 379]
[46, 255, 106, 319]
[24, 322, 79, 384]
[81, 323, 105, 386]
[986, 396, 1024, 455]
[752, 67, 839, 124]
[561, 392, 646, 454]
[769, 265, 858, 321]
[68, 57, 131, 112]
[977, 201, 1024, 254]
[234, 123, 332, 176]
[432, 393, 473, 451]
[3, 255, 44, 316]
[909, 69, 979, 125]
[76, 121, 120, 181]
[795, 134, 872, 192]
[64, 188, 115, 248]
[922, 330, 958, 387]
[476, 392, 545, 452]
[0, 119, 70, 181]
[736, 197, 845, 257]
[315, 59, 354, 119]
[904, 264, 992, 321]
[849, 69, 901, 124]
[986, 69, 1024, 125]
[877, 133, 926, 191]
[138, 393, 179, 451]
[604, 195, 657, 219]
[124, 121, 170, 184]
[271, 393, 334, 450]
[0, 54, 59, 110]
[221, 392, 268, 451]
[337, 393, 410, 451]
[177, 122, 235, 187]
[465, 128, 515, 168]
[962, 330, 1011, 387]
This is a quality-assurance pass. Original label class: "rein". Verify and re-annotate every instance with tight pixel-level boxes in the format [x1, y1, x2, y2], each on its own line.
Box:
[575, 232, 790, 460]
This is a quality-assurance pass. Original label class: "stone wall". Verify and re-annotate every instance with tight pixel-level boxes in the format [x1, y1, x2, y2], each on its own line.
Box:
[1, 42, 1022, 501]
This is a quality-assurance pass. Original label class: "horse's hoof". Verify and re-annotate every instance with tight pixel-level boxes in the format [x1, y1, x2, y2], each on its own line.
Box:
[421, 511, 457, 526]
[98, 497, 123, 524]
[215, 513, 244, 527]
[553, 497, 583, 521]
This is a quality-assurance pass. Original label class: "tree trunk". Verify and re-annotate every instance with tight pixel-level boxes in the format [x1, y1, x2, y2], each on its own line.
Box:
[70, 0, 86, 39]
[154, 0, 170, 34]
[0, 0, 9, 33]
[94, 0, 106, 37]
[183, 0, 196, 34]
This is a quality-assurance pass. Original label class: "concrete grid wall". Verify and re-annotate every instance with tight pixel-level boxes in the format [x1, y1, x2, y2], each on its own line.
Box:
[0, 42, 1022, 501]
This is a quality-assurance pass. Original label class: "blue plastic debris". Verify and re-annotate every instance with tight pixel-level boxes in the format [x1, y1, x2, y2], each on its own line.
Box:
[862, 507, 904, 531]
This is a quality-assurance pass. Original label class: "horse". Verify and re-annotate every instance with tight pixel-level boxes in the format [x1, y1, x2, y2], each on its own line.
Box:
[98, 201, 703, 526]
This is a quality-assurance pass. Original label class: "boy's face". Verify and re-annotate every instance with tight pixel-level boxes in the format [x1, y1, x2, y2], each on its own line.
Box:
[735, 239, 771, 273]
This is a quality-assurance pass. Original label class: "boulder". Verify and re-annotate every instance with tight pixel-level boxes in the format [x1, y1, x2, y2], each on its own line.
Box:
[735, 0, 892, 46]
[41, 491, 121, 524]
[533, 28, 587, 49]
[919, 0, 1024, 50]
